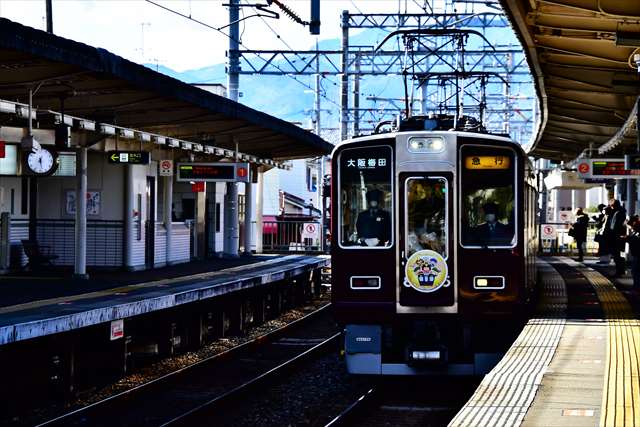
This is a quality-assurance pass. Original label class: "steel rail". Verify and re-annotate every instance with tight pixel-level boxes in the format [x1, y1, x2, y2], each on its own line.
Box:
[36, 302, 333, 427]
[163, 331, 342, 426]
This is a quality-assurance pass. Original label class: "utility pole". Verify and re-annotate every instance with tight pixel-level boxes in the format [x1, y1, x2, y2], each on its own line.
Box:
[45, 0, 53, 33]
[340, 10, 349, 142]
[225, 0, 241, 257]
[353, 53, 361, 137]
[227, 0, 240, 102]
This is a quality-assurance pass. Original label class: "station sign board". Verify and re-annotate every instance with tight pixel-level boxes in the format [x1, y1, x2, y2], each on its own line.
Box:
[110, 319, 124, 341]
[159, 159, 173, 176]
[575, 158, 640, 179]
[176, 162, 250, 183]
[108, 151, 150, 165]
[541, 224, 557, 240]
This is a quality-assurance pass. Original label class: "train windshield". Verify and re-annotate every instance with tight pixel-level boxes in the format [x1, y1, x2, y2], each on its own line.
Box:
[405, 177, 447, 258]
[339, 145, 393, 248]
[460, 145, 516, 247]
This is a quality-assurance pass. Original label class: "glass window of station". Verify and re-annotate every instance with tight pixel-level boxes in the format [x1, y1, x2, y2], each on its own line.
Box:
[405, 177, 447, 258]
[460, 145, 516, 247]
[339, 145, 393, 248]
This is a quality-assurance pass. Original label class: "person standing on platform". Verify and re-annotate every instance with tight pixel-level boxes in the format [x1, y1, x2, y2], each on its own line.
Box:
[625, 215, 640, 290]
[593, 204, 610, 264]
[570, 208, 589, 262]
[605, 199, 627, 277]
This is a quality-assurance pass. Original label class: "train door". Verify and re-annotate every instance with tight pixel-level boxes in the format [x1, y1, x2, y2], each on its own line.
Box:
[398, 173, 455, 308]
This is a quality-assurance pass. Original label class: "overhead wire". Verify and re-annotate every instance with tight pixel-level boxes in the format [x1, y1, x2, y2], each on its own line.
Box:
[143, 0, 342, 109]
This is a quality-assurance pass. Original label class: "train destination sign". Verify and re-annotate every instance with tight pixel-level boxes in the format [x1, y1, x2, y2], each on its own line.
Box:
[107, 151, 150, 165]
[464, 155, 510, 170]
[176, 162, 250, 183]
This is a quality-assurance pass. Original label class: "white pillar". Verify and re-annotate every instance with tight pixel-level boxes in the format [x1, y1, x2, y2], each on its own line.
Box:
[243, 181, 253, 255]
[195, 183, 206, 259]
[572, 189, 586, 210]
[163, 175, 173, 265]
[224, 182, 239, 257]
[74, 147, 88, 278]
[255, 171, 264, 254]
[124, 164, 135, 268]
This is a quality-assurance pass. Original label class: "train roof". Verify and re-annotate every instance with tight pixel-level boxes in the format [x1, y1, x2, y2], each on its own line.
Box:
[332, 130, 520, 157]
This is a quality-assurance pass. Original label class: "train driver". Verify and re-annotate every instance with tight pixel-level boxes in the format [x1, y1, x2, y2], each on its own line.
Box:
[356, 189, 391, 246]
[473, 202, 511, 245]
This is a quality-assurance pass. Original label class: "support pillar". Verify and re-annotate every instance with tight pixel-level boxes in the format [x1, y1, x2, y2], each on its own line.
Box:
[224, 182, 239, 257]
[227, 0, 240, 102]
[195, 183, 206, 259]
[626, 179, 636, 216]
[572, 189, 586, 211]
[124, 165, 135, 268]
[243, 181, 253, 255]
[163, 175, 173, 264]
[255, 171, 264, 254]
[339, 10, 349, 142]
[74, 147, 88, 278]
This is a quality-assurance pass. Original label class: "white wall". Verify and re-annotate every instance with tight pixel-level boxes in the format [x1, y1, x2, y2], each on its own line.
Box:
[262, 159, 319, 216]
[0, 177, 27, 218]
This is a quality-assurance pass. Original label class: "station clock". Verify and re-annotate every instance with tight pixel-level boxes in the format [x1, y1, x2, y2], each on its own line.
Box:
[25, 146, 58, 176]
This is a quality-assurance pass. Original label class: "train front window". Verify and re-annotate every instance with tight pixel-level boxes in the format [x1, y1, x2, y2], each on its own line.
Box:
[405, 177, 447, 258]
[460, 146, 516, 248]
[339, 145, 393, 248]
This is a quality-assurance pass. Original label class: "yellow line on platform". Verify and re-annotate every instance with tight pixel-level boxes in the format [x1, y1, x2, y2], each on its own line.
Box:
[567, 260, 640, 427]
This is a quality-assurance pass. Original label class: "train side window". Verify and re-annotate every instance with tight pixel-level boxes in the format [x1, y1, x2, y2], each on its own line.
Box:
[338, 145, 393, 248]
[460, 146, 516, 248]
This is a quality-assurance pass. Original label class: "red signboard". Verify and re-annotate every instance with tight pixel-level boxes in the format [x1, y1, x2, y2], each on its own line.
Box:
[0, 141, 5, 159]
[191, 182, 205, 192]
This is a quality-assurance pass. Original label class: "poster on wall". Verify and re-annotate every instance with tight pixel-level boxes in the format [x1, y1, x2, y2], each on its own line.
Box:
[66, 190, 101, 215]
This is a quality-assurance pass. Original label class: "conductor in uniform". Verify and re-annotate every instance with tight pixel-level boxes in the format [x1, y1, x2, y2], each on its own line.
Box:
[473, 202, 511, 245]
[356, 189, 391, 246]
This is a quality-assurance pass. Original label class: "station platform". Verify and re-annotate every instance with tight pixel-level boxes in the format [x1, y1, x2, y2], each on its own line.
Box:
[0, 254, 329, 346]
[451, 257, 640, 427]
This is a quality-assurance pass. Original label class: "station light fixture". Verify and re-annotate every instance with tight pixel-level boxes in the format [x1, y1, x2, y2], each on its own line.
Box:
[136, 132, 151, 143]
[204, 146, 214, 154]
[166, 138, 180, 148]
[193, 143, 203, 152]
[77, 120, 96, 131]
[0, 100, 16, 114]
[118, 128, 135, 139]
[181, 141, 192, 150]
[152, 135, 166, 145]
[214, 148, 225, 156]
[99, 124, 116, 136]
[16, 105, 36, 120]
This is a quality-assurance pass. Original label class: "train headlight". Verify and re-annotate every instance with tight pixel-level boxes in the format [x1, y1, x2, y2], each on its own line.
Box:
[408, 136, 445, 153]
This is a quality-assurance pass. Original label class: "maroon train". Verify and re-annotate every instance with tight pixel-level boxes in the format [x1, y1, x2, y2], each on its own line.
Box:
[331, 124, 537, 375]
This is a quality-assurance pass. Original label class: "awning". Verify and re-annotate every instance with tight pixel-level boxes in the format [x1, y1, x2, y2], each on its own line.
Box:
[499, 1, 640, 161]
[0, 18, 333, 160]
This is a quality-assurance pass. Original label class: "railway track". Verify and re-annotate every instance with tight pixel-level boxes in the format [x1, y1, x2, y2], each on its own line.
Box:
[36, 303, 338, 427]
[325, 377, 479, 427]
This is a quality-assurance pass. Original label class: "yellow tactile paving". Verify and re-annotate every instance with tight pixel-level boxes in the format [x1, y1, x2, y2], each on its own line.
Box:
[562, 259, 640, 427]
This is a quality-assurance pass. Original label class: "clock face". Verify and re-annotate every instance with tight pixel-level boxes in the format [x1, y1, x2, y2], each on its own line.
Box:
[27, 148, 56, 175]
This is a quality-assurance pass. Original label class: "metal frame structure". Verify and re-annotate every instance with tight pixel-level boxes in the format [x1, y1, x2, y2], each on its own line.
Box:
[232, 7, 534, 143]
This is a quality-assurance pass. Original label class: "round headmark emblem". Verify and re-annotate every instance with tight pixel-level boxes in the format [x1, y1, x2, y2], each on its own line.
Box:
[404, 249, 449, 293]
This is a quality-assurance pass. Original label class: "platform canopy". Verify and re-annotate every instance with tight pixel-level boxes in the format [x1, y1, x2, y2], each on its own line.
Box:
[0, 18, 332, 160]
[499, 0, 640, 161]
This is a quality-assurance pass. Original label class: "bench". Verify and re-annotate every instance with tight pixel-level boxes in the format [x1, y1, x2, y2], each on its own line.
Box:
[21, 240, 59, 270]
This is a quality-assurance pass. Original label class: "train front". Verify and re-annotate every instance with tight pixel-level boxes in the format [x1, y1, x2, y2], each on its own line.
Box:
[331, 130, 532, 376]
